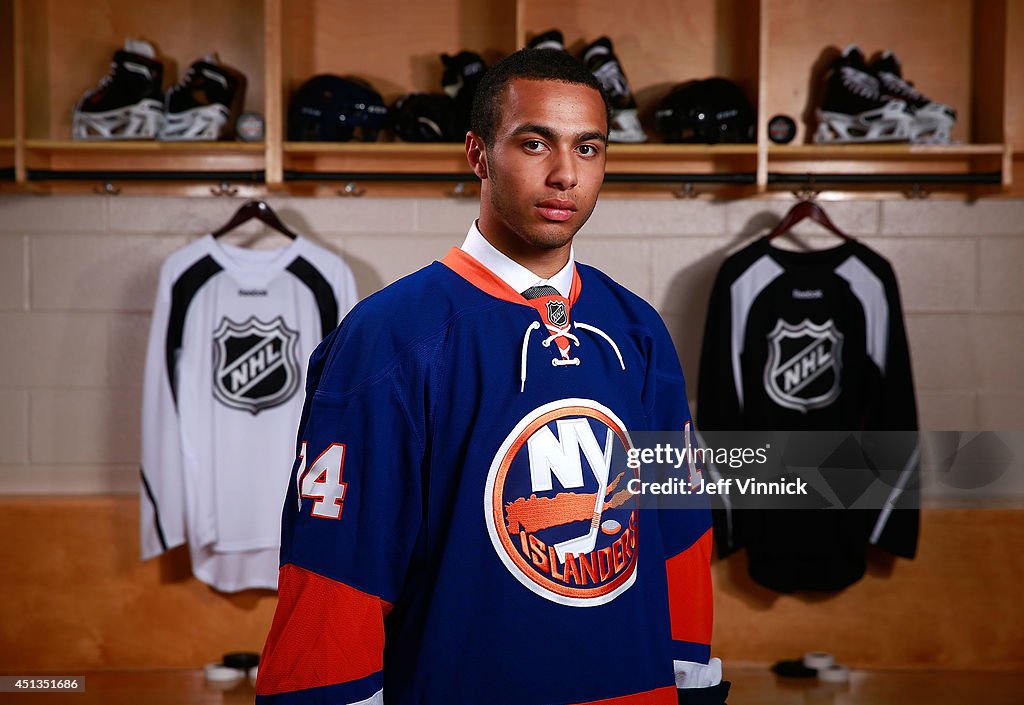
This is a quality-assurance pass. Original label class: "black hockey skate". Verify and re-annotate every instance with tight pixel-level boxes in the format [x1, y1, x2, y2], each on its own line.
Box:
[581, 36, 646, 143]
[72, 39, 164, 140]
[870, 51, 956, 144]
[814, 45, 913, 144]
[160, 54, 246, 141]
[441, 50, 486, 137]
[528, 29, 566, 52]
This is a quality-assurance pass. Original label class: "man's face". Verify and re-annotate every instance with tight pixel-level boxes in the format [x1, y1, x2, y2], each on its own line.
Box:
[473, 79, 608, 252]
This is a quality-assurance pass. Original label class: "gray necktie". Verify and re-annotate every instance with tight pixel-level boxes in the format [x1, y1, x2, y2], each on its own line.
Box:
[521, 284, 560, 300]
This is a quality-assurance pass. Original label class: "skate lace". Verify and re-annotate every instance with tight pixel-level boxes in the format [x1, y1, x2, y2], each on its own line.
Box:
[839, 67, 880, 100]
[519, 320, 625, 392]
[878, 72, 923, 101]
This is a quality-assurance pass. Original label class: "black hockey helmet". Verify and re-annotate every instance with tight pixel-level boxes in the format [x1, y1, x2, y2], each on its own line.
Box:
[655, 78, 755, 144]
[288, 74, 389, 142]
[393, 93, 461, 142]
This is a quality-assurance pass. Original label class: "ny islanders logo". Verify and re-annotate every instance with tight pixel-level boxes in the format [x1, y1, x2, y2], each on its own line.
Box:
[764, 319, 844, 413]
[485, 399, 639, 607]
[212, 316, 300, 414]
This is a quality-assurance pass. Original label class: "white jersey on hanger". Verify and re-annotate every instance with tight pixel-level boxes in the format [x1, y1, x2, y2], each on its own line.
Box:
[140, 234, 357, 592]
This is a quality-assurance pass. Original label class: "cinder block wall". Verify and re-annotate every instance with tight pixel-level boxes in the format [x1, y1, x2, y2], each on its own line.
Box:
[0, 194, 1022, 671]
[1, 195, 1021, 495]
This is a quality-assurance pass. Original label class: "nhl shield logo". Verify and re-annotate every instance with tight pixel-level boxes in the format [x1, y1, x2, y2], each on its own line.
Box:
[763, 319, 844, 413]
[546, 299, 568, 327]
[485, 399, 639, 607]
[212, 316, 300, 415]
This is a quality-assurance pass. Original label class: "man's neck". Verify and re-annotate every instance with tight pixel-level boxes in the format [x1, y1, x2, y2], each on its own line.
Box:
[475, 219, 571, 280]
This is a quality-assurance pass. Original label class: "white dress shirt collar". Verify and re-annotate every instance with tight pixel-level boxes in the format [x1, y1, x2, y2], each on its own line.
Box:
[460, 220, 575, 298]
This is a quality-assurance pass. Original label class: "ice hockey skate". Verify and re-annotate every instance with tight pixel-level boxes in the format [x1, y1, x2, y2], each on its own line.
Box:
[528, 29, 566, 52]
[814, 45, 913, 144]
[160, 54, 246, 141]
[72, 39, 164, 140]
[871, 50, 956, 144]
[582, 36, 647, 143]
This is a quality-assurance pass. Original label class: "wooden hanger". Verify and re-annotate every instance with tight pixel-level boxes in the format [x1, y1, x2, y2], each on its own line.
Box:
[765, 199, 852, 242]
[211, 200, 298, 240]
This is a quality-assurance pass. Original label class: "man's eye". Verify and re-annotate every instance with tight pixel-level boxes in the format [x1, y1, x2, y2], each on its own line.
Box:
[524, 140, 544, 151]
[577, 144, 599, 156]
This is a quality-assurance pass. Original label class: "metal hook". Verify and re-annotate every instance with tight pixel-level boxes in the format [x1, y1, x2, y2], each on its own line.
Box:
[790, 174, 820, 201]
[905, 182, 929, 200]
[673, 182, 698, 199]
[339, 182, 365, 197]
[94, 181, 121, 196]
[447, 182, 475, 199]
[210, 181, 238, 197]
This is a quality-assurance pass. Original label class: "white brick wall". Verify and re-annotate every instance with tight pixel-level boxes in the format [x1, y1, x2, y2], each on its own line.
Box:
[1, 194, 1022, 495]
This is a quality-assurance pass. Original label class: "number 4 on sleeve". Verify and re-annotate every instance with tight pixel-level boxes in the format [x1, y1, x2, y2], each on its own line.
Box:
[295, 441, 348, 520]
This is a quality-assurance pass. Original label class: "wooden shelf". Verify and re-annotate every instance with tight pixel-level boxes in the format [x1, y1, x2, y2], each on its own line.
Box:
[770, 144, 1005, 159]
[24, 140, 265, 173]
[2, 0, 1021, 196]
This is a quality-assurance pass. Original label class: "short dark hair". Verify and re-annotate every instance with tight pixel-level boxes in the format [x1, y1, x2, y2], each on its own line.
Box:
[470, 49, 611, 146]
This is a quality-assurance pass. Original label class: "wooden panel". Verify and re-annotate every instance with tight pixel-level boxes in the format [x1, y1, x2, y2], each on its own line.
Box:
[282, 0, 517, 105]
[0, 497, 277, 671]
[23, 0, 264, 139]
[713, 508, 1024, 671]
[1, 498, 1022, 671]
[520, 0, 761, 128]
[762, 0, 974, 144]
[0, 0, 14, 137]
[971, 0, 1007, 145]
[1005, 0, 1024, 147]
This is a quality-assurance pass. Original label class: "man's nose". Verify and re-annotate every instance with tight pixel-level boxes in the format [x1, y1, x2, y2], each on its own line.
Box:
[546, 147, 578, 191]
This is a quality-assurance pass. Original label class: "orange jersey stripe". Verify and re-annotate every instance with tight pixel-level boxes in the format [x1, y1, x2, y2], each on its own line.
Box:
[439, 247, 582, 308]
[665, 528, 714, 645]
[256, 563, 392, 695]
[572, 685, 678, 705]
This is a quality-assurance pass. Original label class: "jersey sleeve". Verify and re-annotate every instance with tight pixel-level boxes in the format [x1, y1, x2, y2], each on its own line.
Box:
[865, 266, 919, 559]
[139, 263, 187, 560]
[644, 319, 722, 698]
[695, 265, 744, 560]
[255, 331, 426, 704]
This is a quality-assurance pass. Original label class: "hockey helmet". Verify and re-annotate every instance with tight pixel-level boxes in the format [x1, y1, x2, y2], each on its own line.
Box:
[655, 78, 755, 144]
[393, 93, 461, 142]
[288, 75, 389, 142]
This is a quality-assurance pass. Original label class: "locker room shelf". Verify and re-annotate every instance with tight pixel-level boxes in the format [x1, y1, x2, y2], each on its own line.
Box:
[22, 140, 265, 180]
[4, 0, 1023, 196]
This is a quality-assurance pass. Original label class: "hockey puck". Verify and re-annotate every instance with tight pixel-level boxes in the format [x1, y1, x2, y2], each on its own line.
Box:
[768, 114, 797, 144]
[236, 113, 265, 142]
[203, 662, 245, 683]
[771, 659, 817, 678]
[818, 664, 850, 683]
[803, 651, 835, 670]
[223, 651, 260, 670]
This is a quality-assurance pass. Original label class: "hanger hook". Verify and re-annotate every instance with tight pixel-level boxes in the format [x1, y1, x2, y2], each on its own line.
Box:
[791, 174, 819, 201]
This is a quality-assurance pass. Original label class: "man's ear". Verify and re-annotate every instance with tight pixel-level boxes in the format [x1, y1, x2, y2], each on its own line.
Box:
[465, 132, 488, 180]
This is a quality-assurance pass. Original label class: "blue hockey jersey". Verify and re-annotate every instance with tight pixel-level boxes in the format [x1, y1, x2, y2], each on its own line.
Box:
[256, 247, 715, 705]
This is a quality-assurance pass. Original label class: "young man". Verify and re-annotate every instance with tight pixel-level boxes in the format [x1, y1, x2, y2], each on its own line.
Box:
[256, 49, 727, 705]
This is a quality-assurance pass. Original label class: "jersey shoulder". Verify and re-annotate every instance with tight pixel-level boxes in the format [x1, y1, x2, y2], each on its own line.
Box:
[314, 260, 502, 394]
